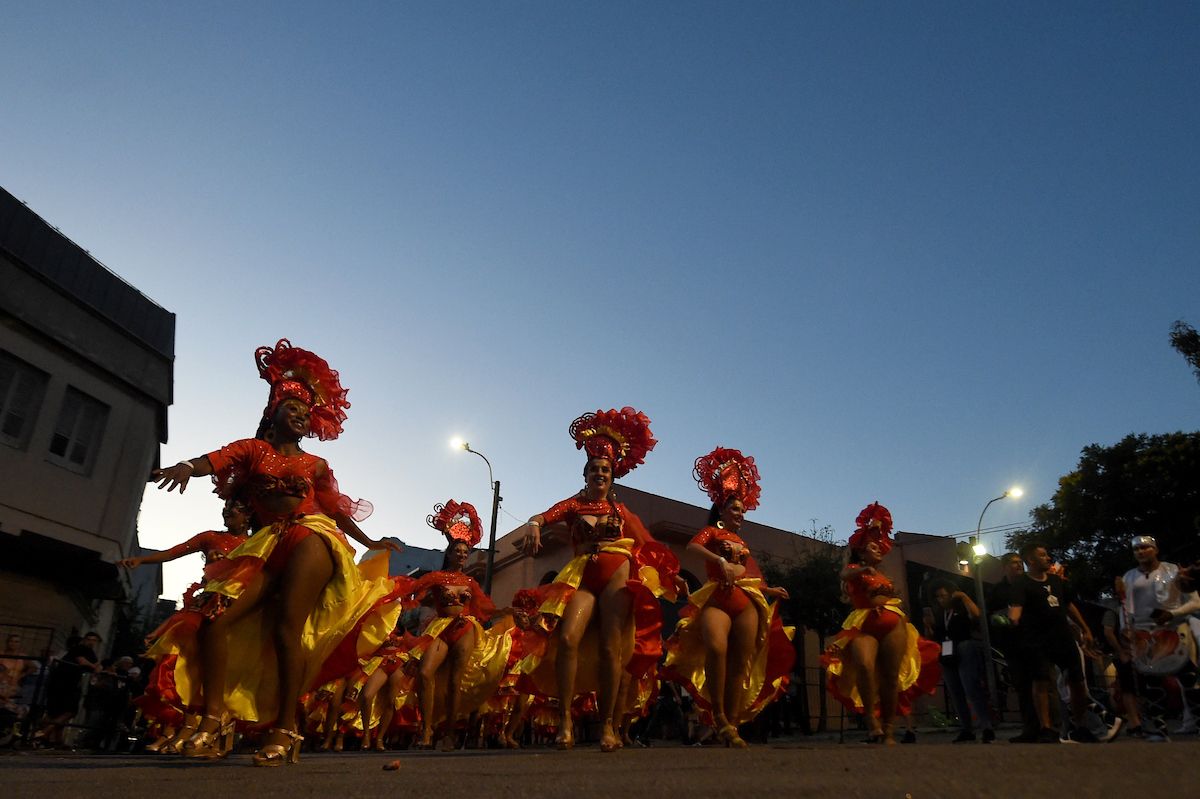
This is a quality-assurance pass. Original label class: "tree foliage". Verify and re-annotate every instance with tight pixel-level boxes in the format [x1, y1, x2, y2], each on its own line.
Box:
[1008, 432, 1200, 599]
[1170, 320, 1200, 385]
[761, 522, 845, 640]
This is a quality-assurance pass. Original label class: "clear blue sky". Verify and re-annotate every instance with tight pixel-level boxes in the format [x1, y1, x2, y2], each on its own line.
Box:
[3, 2, 1197, 601]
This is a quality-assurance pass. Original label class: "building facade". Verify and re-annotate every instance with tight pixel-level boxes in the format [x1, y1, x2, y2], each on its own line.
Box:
[0, 186, 174, 655]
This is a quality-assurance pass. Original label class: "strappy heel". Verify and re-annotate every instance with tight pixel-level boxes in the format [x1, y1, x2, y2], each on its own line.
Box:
[718, 723, 748, 749]
[554, 725, 575, 750]
[182, 713, 235, 760]
[253, 727, 304, 767]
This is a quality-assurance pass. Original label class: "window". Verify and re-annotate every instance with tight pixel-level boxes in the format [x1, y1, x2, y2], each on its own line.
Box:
[0, 349, 50, 449]
[47, 386, 109, 474]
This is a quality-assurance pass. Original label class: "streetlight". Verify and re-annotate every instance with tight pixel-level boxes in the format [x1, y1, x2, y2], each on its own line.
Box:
[972, 486, 1023, 713]
[449, 437, 502, 594]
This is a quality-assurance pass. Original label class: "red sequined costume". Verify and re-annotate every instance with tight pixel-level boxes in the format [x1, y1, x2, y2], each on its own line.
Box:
[514, 408, 680, 700]
[144, 340, 403, 726]
[662, 447, 795, 724]
[137, 530, 248, 727]
[821, 503, 940, 716]
[389, 501, 515, 733]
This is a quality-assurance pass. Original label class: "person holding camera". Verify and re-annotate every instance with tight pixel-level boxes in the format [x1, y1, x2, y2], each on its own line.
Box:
[929, 582, 994, 742]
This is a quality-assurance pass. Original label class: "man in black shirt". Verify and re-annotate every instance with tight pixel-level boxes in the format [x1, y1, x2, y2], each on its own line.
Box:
[1010, 543, 1097, 743]
[929, 582, 994, 742]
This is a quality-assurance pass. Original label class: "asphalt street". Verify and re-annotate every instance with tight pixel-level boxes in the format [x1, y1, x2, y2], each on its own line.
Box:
[3, 734, 1196, 799]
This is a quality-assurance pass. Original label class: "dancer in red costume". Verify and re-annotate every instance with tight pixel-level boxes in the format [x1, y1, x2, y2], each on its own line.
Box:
[822, 503, 939, 744]
[663, 447, 794, 747]
[518, 407, 681, 752]
[119, 498, 252, 753]
[399, 500, 511, 751]
[147, 339, 402, 766]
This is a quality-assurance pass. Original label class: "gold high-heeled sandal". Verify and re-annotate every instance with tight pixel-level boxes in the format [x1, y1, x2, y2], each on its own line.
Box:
[718, 723, 748, 749]
[253, 727, 304, 767]
[159, 714, 201, 755]
[182, 713, 235, 760]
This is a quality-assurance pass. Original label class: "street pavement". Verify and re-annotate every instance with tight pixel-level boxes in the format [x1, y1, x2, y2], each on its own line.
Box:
[3, 734, 1196, 799]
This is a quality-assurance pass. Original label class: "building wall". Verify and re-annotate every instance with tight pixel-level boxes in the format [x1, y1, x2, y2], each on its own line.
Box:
[0, 188, 174, 651]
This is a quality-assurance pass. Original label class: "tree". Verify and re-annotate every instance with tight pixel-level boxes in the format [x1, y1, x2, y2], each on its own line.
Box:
[1171, 320, 1200, 385]
[1007, 432, 1200, 599]
[761, 521, 845, 732]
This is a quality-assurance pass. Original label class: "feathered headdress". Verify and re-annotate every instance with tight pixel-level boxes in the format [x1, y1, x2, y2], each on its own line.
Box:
[568, 407, 657, 478]
[255, 338, 350, 441]
[426, 499, 483, 548]
[693, 446, 762, 511]
[847, 501, 893, 555]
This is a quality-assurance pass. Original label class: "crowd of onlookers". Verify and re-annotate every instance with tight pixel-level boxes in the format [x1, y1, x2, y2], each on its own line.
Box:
[0, 630, 148, 751]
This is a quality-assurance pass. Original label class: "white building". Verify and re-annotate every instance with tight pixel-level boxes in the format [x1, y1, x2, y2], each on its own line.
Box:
[0, 186, 174, 655]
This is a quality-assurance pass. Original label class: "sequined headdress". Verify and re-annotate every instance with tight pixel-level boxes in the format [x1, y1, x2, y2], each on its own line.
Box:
[568, 407, 657, 478]
[847, 501, 893, 555]
[693, 446, 762, 511]
[427, 499, 483, 548]
[255, 338, 350, 441]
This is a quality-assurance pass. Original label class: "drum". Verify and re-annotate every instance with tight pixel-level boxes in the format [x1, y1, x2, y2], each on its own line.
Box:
[1131, 622, 1197, 676]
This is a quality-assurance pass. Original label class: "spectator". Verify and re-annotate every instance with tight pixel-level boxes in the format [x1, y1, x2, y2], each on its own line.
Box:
[930, 583, 994, 743]
[36, 632, 102, 747]
[0, 634, 35, 713]
[1009, 543, 1098, 743]
[1119, 535, 1200, 735]
[1101, 577, 1144, 736]
[987, 552, 1039, 742]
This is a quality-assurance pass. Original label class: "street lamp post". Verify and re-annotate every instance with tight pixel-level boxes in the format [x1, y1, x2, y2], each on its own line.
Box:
[450, 438, 502, 595]
[972, 486, 1023, 715]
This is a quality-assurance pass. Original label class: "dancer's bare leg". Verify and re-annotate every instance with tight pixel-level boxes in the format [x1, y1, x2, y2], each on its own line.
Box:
[724, 604, 758, 727]
[847, 635, 881, 737]
[554, 589, 597, 747]
[195, 571, 271, 735]
[440, 626, 476, 751]
[268, 535, 334, 751]
[876, 622, 908, 745]
[418, 638, 449, 747]
[597, 561, 632, 752]
[699, 606, 732, 727]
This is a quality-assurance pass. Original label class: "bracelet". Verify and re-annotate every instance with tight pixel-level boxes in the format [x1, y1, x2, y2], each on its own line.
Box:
[527, 519, 541, 527]
[175, 460, 196, 472]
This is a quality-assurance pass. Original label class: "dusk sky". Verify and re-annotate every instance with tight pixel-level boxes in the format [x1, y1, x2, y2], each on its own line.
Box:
[3, 3, 1197, 602]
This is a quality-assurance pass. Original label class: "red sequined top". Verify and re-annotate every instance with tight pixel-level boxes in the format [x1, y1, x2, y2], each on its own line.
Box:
[158, 531, 246, 565]
[205, 439, 368, 524]
[844, 564, 897, 610]
[408, 571, 495, 621]
[539, 495, 652, 549]
[689, 526, 762, 582]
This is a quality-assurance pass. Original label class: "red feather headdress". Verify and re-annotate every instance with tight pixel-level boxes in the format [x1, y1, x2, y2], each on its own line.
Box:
[426, 499, 483, 548]
[255, 338, 350, 441]
[568, 407, 657, 478]
[847, 501, 893, 555]
[693, 446, 762, 511]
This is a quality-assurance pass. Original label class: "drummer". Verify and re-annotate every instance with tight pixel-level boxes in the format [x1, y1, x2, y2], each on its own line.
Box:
[1116, 536, 1200, 735]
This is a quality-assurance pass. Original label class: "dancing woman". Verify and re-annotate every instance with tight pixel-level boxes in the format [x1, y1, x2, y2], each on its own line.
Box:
[398, 500, 510, 751]
[663, 447, 794, 747]
[146, 339, 402, 765]
[119, 498, 252, 753]
[518, 407, 680, 752]
[822, 503, 939, 744]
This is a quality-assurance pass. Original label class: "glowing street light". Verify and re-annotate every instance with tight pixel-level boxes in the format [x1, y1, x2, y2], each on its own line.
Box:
[449, 436, 502, 594]
[973, 485, 1026, 710]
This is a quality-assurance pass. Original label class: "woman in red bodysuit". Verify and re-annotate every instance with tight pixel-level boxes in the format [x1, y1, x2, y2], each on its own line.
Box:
[518, 408, 680, 752]
[146, 339, 402, 766]
[396, 501, 510, 751]
[120, 498, 252, 753]
[822, 503, 939, 744]
[663, 447, 794, 747]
